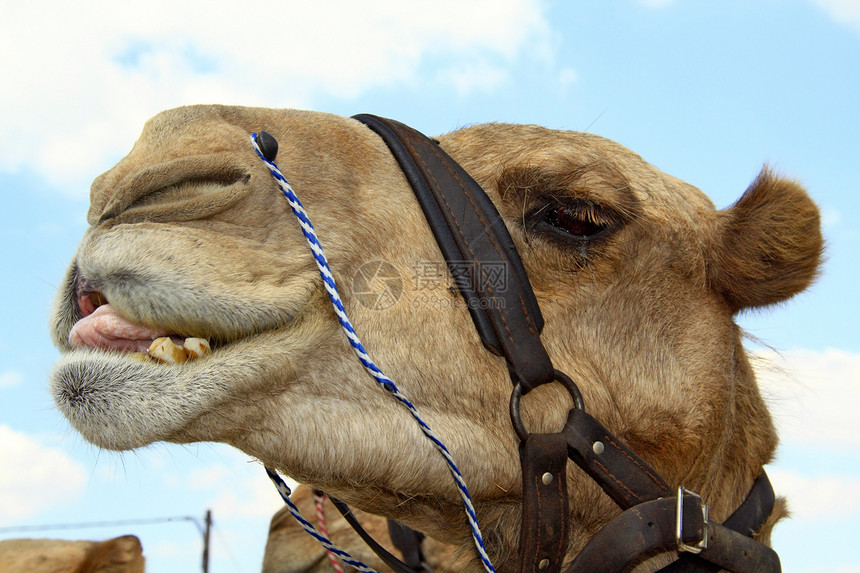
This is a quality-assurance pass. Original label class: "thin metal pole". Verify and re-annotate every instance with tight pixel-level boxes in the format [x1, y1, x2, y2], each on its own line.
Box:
[202, 509, 212, 573]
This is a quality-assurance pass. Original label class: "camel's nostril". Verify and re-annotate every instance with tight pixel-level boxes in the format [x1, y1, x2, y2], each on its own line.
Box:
[88, 291, 108, 308]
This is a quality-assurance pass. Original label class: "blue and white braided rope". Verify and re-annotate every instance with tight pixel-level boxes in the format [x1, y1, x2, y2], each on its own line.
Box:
[251, 133, 496, 573]
[266, 468, 377, 572]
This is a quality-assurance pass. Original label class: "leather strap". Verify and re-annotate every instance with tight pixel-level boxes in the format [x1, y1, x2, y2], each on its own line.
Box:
[349, 114, 572, 572]
[722, 473, 776, 537]
[567, 494, 706, 573]
[692, 521, 781, 573]
[388, 519, 430, 572]
[562, 409, 780, 572]
[568, 492, 780, 573]
[563, 407, 671, 508]
[657, 473, 778, 573]
[330, 497, 428, 573]
[353, 114, 554, 393]
[519, 433, 570, 573]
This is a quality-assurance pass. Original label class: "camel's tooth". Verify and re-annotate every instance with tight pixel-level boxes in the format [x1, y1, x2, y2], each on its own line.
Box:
[183, 338, 211, 360]
[148, 337, 189, 364]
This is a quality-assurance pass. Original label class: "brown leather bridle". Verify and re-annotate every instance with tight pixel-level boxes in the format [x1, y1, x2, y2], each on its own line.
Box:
[259, 115, 783, 572]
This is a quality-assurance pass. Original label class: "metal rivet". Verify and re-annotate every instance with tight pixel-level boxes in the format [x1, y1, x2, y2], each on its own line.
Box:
[542, 472, 553, 485]
[257, 130, 279, 162]
[593, 441, 605, 455]
[539, 558, 550, 569]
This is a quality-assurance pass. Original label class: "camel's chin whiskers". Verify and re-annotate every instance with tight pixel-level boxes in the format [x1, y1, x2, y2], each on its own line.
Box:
[49, 333, 289, 451]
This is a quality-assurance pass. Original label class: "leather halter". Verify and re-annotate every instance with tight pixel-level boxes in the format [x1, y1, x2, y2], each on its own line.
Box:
[326, 115, 782, 572]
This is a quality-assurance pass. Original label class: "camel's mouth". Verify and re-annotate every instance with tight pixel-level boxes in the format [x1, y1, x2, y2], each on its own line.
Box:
[69, 277, 214, 364]
[49, 260, 311, 451]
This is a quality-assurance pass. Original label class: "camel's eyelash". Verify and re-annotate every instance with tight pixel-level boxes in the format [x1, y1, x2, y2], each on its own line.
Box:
[526, 199, 621, 242]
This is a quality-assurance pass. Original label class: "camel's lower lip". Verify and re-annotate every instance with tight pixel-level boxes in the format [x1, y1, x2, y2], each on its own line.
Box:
[48, 332, 260, 450]
[49, 349, 208, 450]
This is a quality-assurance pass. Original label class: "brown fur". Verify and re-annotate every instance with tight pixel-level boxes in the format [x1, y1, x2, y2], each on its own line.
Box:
[710, 169, 823, 312]
[48, 105, 823, 571]
[0, 536, 144, 573]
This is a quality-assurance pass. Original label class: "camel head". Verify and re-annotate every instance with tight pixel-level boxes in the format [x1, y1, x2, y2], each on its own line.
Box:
[50, 105, 822, 570]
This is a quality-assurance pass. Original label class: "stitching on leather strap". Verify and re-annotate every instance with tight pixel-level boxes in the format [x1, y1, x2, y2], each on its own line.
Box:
[604, 435, 666, 490]
[401, 130, 520, 345]
[552, 473, 566, 566]
[427, 148, 539, 336]
[532, 473, 543, 571]
[518, 292, 538, 336]
[591, 458, 646, 504]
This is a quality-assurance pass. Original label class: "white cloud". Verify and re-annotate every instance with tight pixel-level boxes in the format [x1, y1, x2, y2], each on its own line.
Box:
[437, 61, 510, 97]
[0, 371, 22, 389]
[168, 451, 286, 519]
[0, 426, 87, 519]
[813, 0, 860, 33]
[751, 348, 860, 450]
[769, 468, 860, 520]
[147, 538, 201, 561]
[0, 0, 552, 197]
[207, 471, 285, 519]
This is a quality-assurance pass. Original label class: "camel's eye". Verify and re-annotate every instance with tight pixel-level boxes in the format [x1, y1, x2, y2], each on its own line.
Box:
[530, 200, 616, 242]
[546, 204, 609, 238]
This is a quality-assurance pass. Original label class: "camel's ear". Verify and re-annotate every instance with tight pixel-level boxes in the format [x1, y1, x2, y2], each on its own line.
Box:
[708, 169, 823, 313]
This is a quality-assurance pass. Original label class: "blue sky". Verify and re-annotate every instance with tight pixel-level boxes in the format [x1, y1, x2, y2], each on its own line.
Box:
[1, 1, 858, 571]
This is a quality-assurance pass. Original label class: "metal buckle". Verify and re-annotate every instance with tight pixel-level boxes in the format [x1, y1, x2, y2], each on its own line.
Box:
[676, 486, 709, 554]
